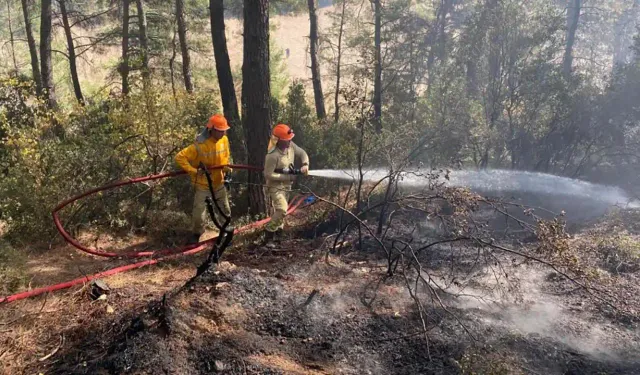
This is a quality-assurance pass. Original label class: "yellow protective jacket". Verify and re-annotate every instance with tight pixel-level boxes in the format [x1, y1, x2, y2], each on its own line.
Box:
[175, 135, 231, 190]
[264, 142, 309, 189]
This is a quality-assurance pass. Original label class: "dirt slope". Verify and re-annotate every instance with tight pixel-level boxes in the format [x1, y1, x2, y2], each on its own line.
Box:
[3, 207, 640, 375]
[27, 238, 640, 374]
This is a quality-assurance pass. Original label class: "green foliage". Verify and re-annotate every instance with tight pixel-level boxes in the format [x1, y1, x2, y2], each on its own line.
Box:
[0, 0, 639, 246]
[0, 79, 219, 241]
[597, 233, 640, 273]
[275, 80, 360, 169]
[579, 209, 640, 273]
[270, 38, 290, 100]
[278, 80, 313, 143]
[0, 77, 47, 169]
[324, 0, 640, 181]
[0, 240, 27, 295]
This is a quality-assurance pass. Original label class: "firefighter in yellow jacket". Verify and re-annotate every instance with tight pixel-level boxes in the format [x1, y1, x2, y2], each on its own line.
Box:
[263, 124, 309, 240]
[176, 114, 232, 244]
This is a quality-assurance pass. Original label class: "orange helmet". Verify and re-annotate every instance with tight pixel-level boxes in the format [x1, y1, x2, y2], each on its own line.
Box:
[272, 124, 294, 141]
[206, 114, 230, 131]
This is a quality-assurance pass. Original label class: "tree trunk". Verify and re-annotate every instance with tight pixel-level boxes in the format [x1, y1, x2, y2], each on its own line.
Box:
[436, 0, 452, 63]
[7, 0, 18, 72]
[176, 0, 193, 93]
[372, 0, 382, 132]
[307, 0, 326, 119]
[121, 0, 130, 95]
[210, 0, 243, 160]
[466, 60, 478, 97]
[563, 0, 581, 78]
[170, 24, 178, 97]
[482, 0, 500, 169]
[426, 0, 452, 95]
[612, 0, 639, 67]
[40, 0, 57, 109]
[333, 0, 346, 122]
[21, 0, 42, 95]
[59, 0, 85, 105]
[242, 0, 271, 215]
[136, 0, 150, 87]
[465, 0, 496, 98]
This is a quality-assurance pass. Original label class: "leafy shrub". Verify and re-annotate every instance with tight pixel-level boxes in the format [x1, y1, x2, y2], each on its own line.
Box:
[0, 83, 220, 243]
[574, 209, 640, 274]
[277, 80, 360, 170]
[0, 240, 27, 295]
[593, 232, 640, 273]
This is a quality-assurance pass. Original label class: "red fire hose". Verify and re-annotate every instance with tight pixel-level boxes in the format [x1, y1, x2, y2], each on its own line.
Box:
[0, 165, 308, 304]
[52, 164, 263, 258]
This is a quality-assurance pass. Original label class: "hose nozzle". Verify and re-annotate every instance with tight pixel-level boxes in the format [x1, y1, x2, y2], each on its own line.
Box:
[274, 164, 302, 175]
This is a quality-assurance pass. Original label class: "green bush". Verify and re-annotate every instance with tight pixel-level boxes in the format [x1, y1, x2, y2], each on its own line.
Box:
[277, 80, 360, 170]
[0, 240, 27, 295]
[0, 81, 220, 243]
[595, 232, 640, 273]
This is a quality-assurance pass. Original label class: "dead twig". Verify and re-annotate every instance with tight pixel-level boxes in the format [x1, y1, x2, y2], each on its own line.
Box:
[474, 238, 620, 310]
[400, 239, 478, 343]
[300, 185, 389, 257]
[38, 334, 64, 362]
[300, 289, 320, 309]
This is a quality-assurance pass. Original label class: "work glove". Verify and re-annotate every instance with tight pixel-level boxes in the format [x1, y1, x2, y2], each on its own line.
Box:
[275, 165, 302, 175]
[300, 165, 309, 176]
[224, 174, 232, 191]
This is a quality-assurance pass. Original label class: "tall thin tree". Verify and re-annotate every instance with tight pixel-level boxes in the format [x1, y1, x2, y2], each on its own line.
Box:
[563, 0, 581, 78]
[210, 0, 240, 126]
[242, 0, 271, 215]
[307, 0, 326, 119]
[136, 0, 150, 88]
[6, 0, 19, 72]
[210, 0, 243, 161]
[426, 0, 453, 94]
[481, 0, 501, 169]
[121, 0, 130, 95]
[59, 0, 85, 105]
[40, 0, 57, 108]
[176, 0, 193, 93]
[169, 24, 178, 97]
[372, 0, 382, 132]
[612, 0, 639, 67]
[21, 0, 42, 95]
[333, 0, 346, 122]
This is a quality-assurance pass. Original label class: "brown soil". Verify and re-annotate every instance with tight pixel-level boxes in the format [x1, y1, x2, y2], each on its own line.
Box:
[2, 206, 640, 375]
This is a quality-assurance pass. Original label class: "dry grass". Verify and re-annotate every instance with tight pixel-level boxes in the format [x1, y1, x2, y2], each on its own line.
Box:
[3, 201, 640, 374]
[247, 353, 332, 375]
[0, 260, 199, 374]
[0, 201, 322, 374]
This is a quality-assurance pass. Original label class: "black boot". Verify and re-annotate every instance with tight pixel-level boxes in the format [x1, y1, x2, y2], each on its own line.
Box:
[264, 230, 277, 248]
[187, 233, 201, 245]
[274, 229, 284, 242]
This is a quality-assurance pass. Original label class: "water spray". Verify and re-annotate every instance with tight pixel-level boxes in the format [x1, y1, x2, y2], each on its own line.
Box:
[306, 168, 639, 208]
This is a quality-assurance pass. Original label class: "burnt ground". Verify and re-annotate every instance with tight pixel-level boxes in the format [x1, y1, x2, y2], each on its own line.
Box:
[4, 205, 640, 375]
